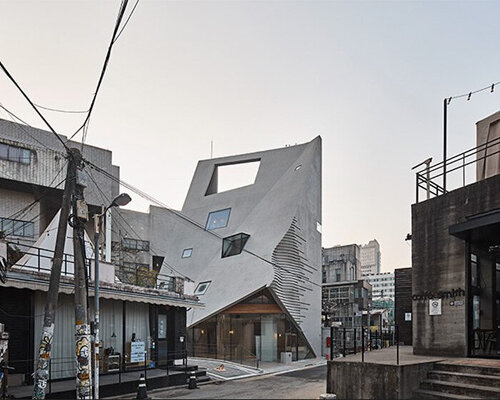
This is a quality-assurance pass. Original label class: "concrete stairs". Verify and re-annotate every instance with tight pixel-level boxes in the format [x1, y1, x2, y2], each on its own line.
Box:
[413, 361, 500, 399]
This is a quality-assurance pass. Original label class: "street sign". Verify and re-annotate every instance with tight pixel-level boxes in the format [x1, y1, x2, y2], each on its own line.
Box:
[429, 299, 442, 315]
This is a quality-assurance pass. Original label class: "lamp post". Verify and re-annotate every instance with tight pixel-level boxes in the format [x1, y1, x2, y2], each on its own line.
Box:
[93, 193, 131, 399]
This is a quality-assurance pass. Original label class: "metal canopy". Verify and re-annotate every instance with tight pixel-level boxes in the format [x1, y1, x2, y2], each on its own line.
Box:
[449, 208, 500, 246]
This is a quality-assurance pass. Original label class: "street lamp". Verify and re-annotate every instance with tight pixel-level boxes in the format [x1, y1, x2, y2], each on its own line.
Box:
[93, 193, 131, 399]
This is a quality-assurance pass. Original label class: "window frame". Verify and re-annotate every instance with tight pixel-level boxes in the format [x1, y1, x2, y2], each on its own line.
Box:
[194, 280, 211, 295]
[205, 208, 231, 231]
[181, 248, 193, 259]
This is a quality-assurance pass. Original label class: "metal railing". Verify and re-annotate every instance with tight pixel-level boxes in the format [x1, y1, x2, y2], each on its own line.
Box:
[415, 136, 500, 203]
[329, 325, 400, 364]
[6, 241, 181, 293]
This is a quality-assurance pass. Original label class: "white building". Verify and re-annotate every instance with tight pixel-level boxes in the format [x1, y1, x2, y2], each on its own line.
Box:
[360, 239, 381, 276]
[365, 272, 394, 300]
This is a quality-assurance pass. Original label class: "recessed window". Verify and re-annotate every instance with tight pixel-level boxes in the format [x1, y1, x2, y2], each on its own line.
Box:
[222, 233, 250, 258]
[194, 281, 211, 295]
[206, 208, 231, 230]
[0, 143, 31, 164]
[122, 238, 150, 251]
[316, 221, 322, 234]
[182, 248, 193, 258]
[206, 159, 261, 195]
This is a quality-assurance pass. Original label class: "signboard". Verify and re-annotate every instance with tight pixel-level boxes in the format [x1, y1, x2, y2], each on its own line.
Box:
[130, 341, 145, 363]
[429, 299, 442, 316]
[405, 312, 412, 321]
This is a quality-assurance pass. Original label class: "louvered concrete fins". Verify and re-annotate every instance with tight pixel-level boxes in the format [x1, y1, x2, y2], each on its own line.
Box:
[271, 217, 314, 327]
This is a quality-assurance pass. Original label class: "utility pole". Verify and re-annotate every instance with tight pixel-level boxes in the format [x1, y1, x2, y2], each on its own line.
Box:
[71, 149, 92, 399]
[33, 150, 76, 399]
[93, 206, 103, 400]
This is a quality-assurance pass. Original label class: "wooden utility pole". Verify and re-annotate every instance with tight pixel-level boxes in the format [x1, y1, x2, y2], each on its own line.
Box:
[71, 150, 92, 399]
[33, 150, 77, 399]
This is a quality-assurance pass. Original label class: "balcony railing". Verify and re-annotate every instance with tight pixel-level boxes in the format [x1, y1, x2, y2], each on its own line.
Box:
[5, 241, 183, 294]
[415, 136, 500, 203]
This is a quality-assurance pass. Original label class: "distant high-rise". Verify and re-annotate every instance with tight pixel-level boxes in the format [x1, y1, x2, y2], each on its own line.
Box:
[360, 239, 381, 276]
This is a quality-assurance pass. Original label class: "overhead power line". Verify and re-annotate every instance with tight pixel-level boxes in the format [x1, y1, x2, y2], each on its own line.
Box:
[68, 0, 130, 142]
[0, 60, 69, 152]
[33, 103, 89, 114]
[113, 0, 140, 44]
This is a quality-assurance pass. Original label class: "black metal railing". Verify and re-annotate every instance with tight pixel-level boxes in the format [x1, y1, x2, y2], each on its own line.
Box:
[6, 241, 181, 293]
[415, 136, 500, 203]
[329, 325, 400, 364]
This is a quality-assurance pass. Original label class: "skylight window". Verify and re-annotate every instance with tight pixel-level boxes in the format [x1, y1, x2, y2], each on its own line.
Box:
[206, 208, 231, 230]
[194, 281, 211, 295]
[222, 233, 250, 258]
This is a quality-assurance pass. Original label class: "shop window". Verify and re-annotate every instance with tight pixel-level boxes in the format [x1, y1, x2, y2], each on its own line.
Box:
[194, 281, 211, 295]
[182, 248, 193, 258]
[222, 233, 250, 258]
[205, 208, 231, 230]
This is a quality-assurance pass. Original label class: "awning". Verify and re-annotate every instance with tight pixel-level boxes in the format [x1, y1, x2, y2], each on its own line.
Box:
[2, 270, 204, 309]
[449, 208, 500, 246]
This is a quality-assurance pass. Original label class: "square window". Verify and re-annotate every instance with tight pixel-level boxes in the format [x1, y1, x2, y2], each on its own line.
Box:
[24, 221, 34, 237]
[222, 233, 250, 258]
[194, 281, 211, 295]
[0, 144, 8, 160]
[13, 220, 24, 236]
[8, 146, 22, 163]
[206, 208, 231, 230]
[182, 248, 193, 258]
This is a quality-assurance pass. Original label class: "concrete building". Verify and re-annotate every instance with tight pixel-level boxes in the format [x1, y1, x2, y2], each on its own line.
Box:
[149, 137, 323, 363]
[0, 119, 202, 389]
[322, 279, 371, 328]
[360, 239, 381, 276]
[365, 272, 395, 299]
[322, 244, 361, 283]
[411, 110, 500, 358]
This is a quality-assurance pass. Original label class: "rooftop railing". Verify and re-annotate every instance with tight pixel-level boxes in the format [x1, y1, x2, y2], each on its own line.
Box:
[414, 136, 500, 203]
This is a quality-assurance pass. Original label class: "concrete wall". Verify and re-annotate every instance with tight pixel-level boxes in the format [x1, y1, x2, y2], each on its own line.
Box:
[411, 173, 500, 357]
[327, 360, 433, 399]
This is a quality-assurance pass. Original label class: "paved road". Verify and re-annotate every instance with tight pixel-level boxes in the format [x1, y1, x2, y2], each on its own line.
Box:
[147, 365, 327, 399]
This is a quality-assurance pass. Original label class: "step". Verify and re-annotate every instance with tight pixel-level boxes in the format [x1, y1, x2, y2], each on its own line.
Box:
[434, 362, 500, 377]
[421, 379, 500, 398]
[428, 370, 500, 387]
[413, 388, 484, 400]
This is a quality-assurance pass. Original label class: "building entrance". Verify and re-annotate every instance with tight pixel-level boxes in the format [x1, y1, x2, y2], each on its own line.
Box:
[468, 246, 500, 358]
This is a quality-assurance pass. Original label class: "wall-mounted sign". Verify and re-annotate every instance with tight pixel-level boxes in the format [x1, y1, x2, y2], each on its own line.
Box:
[429, 299, 442, 316]
[130, 341, 145, 363]
[405, 312, 412, 321]
[412, 288, 465, 301]
[450, 300, 464, 307]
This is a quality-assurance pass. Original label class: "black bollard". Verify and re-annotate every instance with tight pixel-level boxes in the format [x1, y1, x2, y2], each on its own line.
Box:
[188, 371, 198, 389]
[136, 373, 149, 400]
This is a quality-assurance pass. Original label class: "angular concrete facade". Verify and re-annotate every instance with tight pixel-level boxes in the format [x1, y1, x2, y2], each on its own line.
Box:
[156, 137, 322, 357]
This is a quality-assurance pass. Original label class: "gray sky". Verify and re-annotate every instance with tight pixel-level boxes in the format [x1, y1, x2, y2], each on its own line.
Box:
[1, 1, 499, 272]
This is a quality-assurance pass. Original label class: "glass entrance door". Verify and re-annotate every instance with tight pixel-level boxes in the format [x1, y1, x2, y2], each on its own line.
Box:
[469, 248, 499, 357]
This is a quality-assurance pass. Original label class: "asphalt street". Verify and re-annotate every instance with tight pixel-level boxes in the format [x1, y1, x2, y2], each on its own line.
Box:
[146, 365, 327, 399]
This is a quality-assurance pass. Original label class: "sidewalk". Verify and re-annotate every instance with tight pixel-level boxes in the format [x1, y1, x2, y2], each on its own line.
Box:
[188, 356, 326, 381]
[333, 345, 445, 365]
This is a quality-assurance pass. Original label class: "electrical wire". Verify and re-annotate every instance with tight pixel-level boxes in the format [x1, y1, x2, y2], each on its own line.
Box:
[33, 103, 88, 114]
[0, 60, 69, 152]
[113, 0, 140, 44]
[67, 0, 129, 142]
[84, 167, 193, 282]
